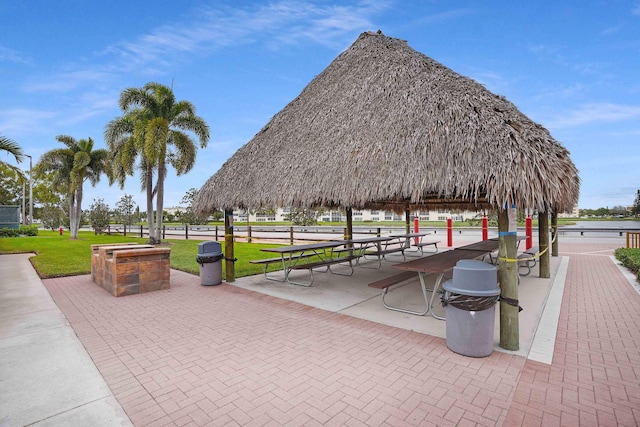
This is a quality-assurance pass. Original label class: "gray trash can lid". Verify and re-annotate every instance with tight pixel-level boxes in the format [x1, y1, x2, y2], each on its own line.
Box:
[454, 259, 496, 272]
[198, 241, 222, 255]
[443, 280, 501, 297]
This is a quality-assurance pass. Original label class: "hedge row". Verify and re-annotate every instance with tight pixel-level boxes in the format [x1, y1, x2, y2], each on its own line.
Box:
[0, 225, 39, 237]
[615, 247, 640, 281]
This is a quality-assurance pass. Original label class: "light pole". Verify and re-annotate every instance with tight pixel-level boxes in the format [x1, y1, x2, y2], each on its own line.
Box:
[25, 154, 32, 225]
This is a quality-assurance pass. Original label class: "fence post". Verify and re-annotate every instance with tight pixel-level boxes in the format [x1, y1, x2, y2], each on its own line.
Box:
[124, 224, 127, 236]
[248, 225, 252, 243]
[162, 225, 166, 239]
[215, 226, 219, 241]
[185, 225, 189, 240]
[140, 225, 143, 238]
[290, 226, 294, 245]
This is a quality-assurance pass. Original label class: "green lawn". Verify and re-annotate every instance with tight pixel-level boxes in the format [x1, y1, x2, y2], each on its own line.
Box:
[0, 230, 284, 280]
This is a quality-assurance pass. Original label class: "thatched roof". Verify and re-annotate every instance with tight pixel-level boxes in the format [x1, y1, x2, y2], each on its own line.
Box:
[194, 31, 579, 214]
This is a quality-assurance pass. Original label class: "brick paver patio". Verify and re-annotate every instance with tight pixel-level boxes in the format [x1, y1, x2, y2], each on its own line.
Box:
[43, 241, 639, 426]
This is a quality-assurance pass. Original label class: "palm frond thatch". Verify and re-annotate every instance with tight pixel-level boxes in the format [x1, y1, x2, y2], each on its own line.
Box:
[194, 31, 579, 215]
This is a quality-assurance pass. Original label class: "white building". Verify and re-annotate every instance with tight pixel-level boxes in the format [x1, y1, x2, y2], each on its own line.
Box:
[233, 208, 481, 223]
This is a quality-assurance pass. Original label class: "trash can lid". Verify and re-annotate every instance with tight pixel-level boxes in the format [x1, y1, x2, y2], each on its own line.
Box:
[198, 241, 221, 254]
[443, 280, 501, 297]
[454, 259, 496, 272]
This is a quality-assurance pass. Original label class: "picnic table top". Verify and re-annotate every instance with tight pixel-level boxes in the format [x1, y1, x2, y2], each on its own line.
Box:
[260, 241, 346, 254]
[392, 249, 484, 274]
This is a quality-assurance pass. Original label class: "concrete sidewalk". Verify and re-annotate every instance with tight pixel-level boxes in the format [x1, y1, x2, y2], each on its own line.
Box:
[0, 253, 131, 426]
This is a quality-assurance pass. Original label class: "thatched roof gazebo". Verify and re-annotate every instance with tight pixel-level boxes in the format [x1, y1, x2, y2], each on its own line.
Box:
[194, 31, 579, 351]
[194, 31, 579, 214]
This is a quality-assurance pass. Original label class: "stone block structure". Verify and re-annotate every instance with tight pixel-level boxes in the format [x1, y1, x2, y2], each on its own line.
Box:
[90, 243, 170, 297]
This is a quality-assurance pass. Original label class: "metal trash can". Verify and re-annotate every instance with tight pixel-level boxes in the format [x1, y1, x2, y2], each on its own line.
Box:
[196, 241, 224, 286]
[442, 259, 500, 357]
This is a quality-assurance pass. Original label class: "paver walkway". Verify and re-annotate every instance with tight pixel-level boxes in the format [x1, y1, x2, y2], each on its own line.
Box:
[42, 242, 640, 426]
[504, 244, 640, 426]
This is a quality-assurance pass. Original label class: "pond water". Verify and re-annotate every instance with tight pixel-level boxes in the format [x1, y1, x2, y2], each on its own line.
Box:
[564, 220, 640, 229]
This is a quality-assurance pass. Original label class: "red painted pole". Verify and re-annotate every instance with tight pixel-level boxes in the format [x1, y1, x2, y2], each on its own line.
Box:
[481, 215, 488, 240]
[413, 216, 419, 245]
[526, 216, 533, 250]
[447, 218, 453, 247]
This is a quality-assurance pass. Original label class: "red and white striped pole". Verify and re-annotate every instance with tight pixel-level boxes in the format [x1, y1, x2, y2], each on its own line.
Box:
[447, 218, 453, 247]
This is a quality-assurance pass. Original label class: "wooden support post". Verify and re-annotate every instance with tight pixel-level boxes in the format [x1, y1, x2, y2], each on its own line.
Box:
[539, 209, 550, 278]
[289, 226, 294, 245]
[224, 209, 235, 282]
[551, 209, 558, 257]
[404, 208, 411, 247]
[185, 225, 189, 240]
[346, 207, 353, 242]
[498, 208, 519, 351]
[124, 224, 127, 236]
[247, 225, 252, 243]
[140, 225, 143, 238]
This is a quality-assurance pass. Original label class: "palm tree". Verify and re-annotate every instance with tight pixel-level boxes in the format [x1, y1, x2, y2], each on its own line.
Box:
[105, 82, 209, 244]
[0, 134, 24, 163]
[37, 136, 107, 239]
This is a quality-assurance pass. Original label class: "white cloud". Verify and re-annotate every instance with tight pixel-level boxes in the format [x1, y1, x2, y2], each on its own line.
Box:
[0, 108, 58, 137]
[544, 103, 640, 129]
[102, 0, 391, 69]
[0, 46, 31, 64]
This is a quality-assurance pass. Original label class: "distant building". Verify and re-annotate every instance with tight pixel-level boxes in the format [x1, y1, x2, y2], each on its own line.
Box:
[557, 204, 580, 218]
[232, 208, 481, 223]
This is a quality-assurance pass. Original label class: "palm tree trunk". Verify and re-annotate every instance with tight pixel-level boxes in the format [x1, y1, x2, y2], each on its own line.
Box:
[145, 167, 157, 244]
[69, 193, 78, 239]
[154, 162, 166, 243]
[71, 186, 83, 239]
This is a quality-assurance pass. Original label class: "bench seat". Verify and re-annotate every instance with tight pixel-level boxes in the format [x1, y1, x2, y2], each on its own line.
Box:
[414, 240, 440, 255]
[368, 271, 417, 289]
[289, 255, 359, 271]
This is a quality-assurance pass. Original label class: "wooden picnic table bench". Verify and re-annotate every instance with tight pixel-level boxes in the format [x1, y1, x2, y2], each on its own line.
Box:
[258, 241, 352, 286]
[518, 246, 540, 276]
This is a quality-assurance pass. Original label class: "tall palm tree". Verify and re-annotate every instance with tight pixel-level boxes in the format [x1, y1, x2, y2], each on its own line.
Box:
[37, 136, 107, 239]
[105, 82, 210, 244]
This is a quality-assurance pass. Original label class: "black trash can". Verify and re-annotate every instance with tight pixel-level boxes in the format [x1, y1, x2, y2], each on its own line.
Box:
[442, 259, 500, 357]
[196, 241, 223, 286]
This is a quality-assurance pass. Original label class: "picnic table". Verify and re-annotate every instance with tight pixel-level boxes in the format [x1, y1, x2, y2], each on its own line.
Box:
[361, 232, 434, 264]
[456, 236, 526, 264]
[385, 249, 492, 318]
[254, 241, 347, 286]
[390, 232, 439, 257]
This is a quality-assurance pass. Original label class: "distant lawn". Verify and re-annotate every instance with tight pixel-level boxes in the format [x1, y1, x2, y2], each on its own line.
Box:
[0, 230, 284, 280]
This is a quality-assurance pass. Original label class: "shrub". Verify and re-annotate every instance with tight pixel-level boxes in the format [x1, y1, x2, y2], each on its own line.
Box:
[0, 228, 19, 237]
[19, 225, 39, 236]
[615, 248, 640, 280]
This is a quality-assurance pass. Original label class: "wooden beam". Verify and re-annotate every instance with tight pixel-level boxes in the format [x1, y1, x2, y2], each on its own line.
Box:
[224, 209, 235, 282]
[498, 208, 519, 351]
[345, 207, 353, 244]
[539, 209, 550, 278]
[551, 209, 558, 257]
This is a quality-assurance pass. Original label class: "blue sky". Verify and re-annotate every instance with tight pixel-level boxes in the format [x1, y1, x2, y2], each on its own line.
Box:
[1, 0, 639, 211]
